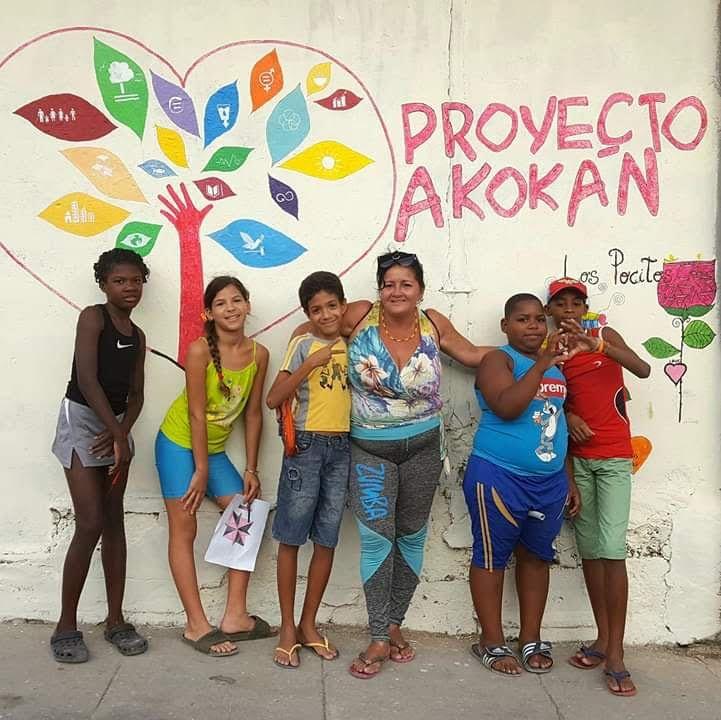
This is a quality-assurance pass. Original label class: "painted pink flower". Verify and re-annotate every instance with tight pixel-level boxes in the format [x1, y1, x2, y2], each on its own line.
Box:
[657, 259, 716, 313]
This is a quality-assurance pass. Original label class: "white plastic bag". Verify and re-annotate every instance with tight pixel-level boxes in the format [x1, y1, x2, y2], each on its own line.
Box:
[204, 495, 270, 572]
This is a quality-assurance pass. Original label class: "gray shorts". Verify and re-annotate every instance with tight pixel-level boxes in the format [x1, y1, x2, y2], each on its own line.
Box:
[51, 398, 134, 469]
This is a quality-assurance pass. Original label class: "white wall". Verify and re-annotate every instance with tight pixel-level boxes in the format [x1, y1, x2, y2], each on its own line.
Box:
[0, 0, 719, 644]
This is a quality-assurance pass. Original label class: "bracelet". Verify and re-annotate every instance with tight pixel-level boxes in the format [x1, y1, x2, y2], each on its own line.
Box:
[595, 337, 605, 355]
[244, 468, 259, 475]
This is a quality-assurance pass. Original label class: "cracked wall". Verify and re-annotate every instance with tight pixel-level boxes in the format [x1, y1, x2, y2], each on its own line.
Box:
[1, 0, 720, 645]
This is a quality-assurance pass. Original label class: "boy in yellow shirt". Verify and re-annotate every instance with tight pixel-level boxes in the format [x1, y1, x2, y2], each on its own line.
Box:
[266, 271, 349, 668]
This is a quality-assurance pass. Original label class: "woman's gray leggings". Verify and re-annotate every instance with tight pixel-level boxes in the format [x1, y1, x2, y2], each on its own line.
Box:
[348, 427, 441, 641]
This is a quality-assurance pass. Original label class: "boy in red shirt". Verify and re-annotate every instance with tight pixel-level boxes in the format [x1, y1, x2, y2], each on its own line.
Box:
[546, 278, 650, 698]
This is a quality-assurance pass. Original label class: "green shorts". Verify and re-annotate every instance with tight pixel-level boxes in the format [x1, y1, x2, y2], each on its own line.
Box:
[571, 457, 632, 560]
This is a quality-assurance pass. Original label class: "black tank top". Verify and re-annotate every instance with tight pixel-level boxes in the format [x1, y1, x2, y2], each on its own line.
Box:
[66, 304, 140, 414]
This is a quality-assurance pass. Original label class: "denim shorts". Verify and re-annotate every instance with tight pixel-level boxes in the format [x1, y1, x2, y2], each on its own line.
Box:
[155, 431, 243, 499]
[272, 431, 350, 548]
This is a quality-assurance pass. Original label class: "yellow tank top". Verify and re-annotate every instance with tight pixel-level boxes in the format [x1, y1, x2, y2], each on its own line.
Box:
[160, 341, 258, 453]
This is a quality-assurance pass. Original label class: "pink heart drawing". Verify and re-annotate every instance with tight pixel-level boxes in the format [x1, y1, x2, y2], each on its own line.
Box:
[0, 28, 397, 364]
[663, 361, 687, 385]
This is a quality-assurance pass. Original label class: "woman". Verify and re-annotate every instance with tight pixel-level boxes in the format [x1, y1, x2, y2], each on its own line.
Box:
[343, 251, 491, 679]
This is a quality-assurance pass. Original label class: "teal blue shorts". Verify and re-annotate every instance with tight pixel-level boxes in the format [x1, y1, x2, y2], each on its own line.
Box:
[155, 431, 243, 499]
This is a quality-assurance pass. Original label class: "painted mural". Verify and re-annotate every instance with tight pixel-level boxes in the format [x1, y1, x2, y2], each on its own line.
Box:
[2, 29, 396, 365]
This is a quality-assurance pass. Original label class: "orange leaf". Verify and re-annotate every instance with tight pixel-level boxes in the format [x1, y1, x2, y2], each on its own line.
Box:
[250, 49, 284, 112]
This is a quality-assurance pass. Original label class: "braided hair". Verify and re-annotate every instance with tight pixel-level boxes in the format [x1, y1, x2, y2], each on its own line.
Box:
[203, 276, 250, 400]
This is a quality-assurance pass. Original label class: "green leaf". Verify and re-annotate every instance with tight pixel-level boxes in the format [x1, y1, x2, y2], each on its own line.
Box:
[94, 37, 148, 140]
[115, 221, 161, 257]
[685, 304, 715, 318]
[202, 146, 253, 172]
[643, 337, 681, 359]
[683, 319, 716, 349]
[663, 307, 689, 319]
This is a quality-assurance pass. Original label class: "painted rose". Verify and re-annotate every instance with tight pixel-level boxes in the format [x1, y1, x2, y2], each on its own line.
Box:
[657, 259, 717, 314]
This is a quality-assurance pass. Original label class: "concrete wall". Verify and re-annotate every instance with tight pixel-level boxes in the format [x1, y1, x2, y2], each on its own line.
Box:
[1, 0, 719, 644]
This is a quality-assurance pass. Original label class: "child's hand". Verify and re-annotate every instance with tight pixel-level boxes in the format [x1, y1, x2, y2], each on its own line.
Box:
[182, 470, 208, 515]
[243, 471, 261, 504]
[560, 319, 598, 354]
[306, 342, 341, 370]
[538, 331, 569, 368]
[567, 412, 595, 444]
[566, 479, 582, 518]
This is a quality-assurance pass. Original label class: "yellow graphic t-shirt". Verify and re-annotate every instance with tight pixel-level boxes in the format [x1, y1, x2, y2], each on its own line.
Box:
[281, 334, 350, 432]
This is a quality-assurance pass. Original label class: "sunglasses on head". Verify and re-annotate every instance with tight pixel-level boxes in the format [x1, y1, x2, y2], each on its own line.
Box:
[377, 251, 419, 270]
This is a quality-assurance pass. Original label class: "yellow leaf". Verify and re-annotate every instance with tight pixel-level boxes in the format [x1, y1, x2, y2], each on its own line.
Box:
[305, 62, 331, 95]
[156, 125, 188, 168]
[279, 141, 373, 181]
[39, 193, 130, 237]
[61, 147, 147, 203]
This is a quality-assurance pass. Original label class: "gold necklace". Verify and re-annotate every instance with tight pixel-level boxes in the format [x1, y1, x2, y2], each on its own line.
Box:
[381, 308, 419, 342]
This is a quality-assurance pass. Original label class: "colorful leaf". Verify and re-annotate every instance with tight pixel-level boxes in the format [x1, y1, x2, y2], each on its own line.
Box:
[39, 193, 129, 237]
[194, 177, 236, 201]
[14, 94, 116, 141]
[642, 337, 681, 359]
[306, 62, 331, 95]
[150, 71, 199, 137]
[250, 49, 283, 112]
[61, 147, 147, 203]
[93, 38, 148, 140]
[682, 319, 716, 349]
[279, 140, 373, 181]
[203, 82, 239, 148]
[269, 175, 298, 219]
[314, 89, 363, 111]
[138, 159, 177, 178]
[115, 221, 162, 256]
[156, 126, 188, 168]
[684, 304, 715, 318]
[209, 219, 306, 268]
[266, 85, 310, 164]
[202, 146, 252, 172]
[630, 436, 652, 475]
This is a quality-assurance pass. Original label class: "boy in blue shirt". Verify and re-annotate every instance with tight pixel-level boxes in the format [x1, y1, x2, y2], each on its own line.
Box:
[463, 293, 585, 676]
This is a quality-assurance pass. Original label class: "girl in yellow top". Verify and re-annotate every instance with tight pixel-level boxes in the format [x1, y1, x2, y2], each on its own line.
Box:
[155, 276, 270, 657]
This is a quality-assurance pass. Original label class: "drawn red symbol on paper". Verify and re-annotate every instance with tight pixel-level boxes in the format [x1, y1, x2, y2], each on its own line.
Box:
[314, 89, 362, 111]
[193, 177, 236, 201]
[223, 510, 253, 545]
[14, 93, 116, 141]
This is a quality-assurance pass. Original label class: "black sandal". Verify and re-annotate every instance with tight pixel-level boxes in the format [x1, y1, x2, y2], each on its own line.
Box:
[51, 630, 89, 663]
[104, 622, 148, 656]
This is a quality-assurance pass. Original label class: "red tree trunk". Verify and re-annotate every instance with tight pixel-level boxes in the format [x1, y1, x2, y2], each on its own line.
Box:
[177, 229, 205, 365]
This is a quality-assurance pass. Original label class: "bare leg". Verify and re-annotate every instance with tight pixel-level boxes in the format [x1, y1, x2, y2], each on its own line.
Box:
[515, 544, 552, 671]
[298, 544, 337, 659]
[570, 558, 609, 666]
[56, 454, 107, 633]
[165, 499, 235, 655]
[603, 559, 635, 694]
[274, 542, 300, 667]
[214, 494, 256, 634]
[101, 471, 129, 628]
[469, 564, 520, 674]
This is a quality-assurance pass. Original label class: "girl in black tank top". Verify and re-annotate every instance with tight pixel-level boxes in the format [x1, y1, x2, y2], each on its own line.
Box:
[50, 249, 150, 664]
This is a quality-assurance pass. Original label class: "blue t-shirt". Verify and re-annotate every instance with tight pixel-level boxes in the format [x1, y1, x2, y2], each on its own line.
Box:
[472, 345, 568, 476]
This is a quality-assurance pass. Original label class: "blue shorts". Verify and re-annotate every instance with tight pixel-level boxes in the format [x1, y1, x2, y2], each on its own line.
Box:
[155, 431, 243, 499]
[272, 431, 350, 548]
[463, 455, 568, 569]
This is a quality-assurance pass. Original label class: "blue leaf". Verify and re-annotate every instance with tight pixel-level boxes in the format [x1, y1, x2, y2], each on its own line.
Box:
[204, 82, 239, 149]
[208, 219, 306, 268]
[266, 84, 310, 164]
[137, 159, 177, 178]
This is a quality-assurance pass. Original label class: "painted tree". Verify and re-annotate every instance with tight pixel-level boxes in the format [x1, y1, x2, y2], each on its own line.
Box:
[15, 37, 374, 364]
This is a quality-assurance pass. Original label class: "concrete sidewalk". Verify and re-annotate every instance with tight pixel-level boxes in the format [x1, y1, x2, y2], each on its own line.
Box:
[0, 621, 719, 720]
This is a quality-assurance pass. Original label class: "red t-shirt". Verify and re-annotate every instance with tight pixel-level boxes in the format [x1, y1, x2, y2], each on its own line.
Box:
[563, 327, 633, 459]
